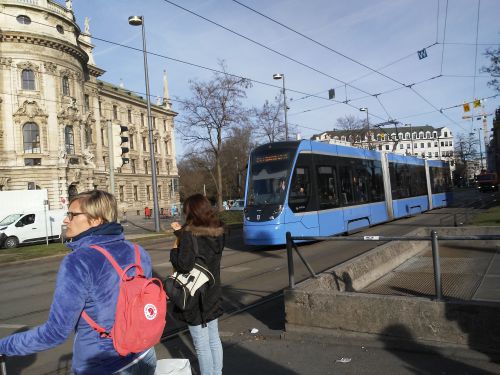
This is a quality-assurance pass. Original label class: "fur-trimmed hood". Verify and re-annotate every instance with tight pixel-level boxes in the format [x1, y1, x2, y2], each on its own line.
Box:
[184, 224, 225, 237]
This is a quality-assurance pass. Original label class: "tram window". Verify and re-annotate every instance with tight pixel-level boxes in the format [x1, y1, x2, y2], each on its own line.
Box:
[316, 165, 339, 209]
[366, 160, 385, 202]
[289, 167, 311, 212]
[390, 162, 428, 198]
[339, 164, 354, 205]
[409, 165, 427, 196]
[430, 166, 452, 193]
[389, 162, 410, 199]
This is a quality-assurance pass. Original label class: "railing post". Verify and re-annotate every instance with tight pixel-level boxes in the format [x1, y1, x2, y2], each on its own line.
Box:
[286, 231, 295, 289]
[0, 354, 6, 375]
[430, 230, 442, 301]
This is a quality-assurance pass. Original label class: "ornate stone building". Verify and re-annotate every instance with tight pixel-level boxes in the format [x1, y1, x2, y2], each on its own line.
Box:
[0, 0, 179, 214]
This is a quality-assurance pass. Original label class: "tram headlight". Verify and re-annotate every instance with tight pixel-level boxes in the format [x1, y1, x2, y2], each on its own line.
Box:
[269, 205, 283, 220]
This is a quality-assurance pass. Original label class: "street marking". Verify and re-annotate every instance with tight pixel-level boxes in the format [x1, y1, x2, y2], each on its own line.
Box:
[0, 324, 28, 329]
[224, 266, 251, 273]
[154, 262, 171, 267]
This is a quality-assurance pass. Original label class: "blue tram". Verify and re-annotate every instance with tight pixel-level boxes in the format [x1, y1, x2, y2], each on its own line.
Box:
[243, 140, 452, 245]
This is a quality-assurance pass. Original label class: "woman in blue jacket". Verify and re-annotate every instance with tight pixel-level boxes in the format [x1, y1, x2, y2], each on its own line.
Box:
[0, 190, 157, 374]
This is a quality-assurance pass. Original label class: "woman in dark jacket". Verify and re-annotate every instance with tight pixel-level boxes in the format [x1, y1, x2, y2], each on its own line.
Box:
[170, 194, 224, 375]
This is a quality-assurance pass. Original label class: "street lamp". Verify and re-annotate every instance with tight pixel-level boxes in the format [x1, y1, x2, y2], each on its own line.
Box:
[470, 128, 484, 170]
[273, 73, 288, 141]
[129, 15, 160, 232]
[359, 107, 370, 149]
[405, 123, 414, 155]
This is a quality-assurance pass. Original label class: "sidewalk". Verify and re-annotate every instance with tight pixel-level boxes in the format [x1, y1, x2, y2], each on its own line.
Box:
[155, 295, 500, 375]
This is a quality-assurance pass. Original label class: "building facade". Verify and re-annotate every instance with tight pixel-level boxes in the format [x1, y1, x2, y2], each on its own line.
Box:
[312, 125, 456, 170]
[0, 0, 179, 214]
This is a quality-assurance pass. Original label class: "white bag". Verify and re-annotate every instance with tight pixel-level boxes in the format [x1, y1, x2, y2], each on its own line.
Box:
[155, 359, 192, 375]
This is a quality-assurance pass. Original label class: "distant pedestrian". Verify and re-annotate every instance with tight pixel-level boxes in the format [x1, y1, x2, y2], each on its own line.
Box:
[0, 190, 157, 374]
[145, 206, 151, 219]
[169, 194, 224, 375]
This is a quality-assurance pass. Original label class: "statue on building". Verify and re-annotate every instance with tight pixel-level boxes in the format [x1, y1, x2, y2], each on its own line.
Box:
[82, 148, 96, 168]
[84, 17, 90, 34]
[58, 146, 67, 162]
[65, 0, 73, 11]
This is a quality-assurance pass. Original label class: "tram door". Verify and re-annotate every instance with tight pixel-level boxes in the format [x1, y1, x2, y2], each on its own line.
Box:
[315, 164, 345, 236]
[284, 154, 319, 237]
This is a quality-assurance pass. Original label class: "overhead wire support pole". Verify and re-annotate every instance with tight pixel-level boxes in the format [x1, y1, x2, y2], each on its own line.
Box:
[108, 119, 115, 195]
[129, 15, 161, 232]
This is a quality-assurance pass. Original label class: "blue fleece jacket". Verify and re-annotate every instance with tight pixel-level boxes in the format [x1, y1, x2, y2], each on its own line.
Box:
[0, 223, 154, 374]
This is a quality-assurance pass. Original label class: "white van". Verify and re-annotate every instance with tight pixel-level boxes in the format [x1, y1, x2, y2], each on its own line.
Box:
[0, 210, 66, 249]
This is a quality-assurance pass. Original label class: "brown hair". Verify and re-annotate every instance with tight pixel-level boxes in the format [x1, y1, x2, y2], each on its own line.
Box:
[183, 194, 222, 228]
[70, 190, 117, 224]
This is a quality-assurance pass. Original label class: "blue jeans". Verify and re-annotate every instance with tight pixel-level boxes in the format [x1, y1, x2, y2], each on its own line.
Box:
[115, 347, 157, 375]
[188, 319, 223, 375]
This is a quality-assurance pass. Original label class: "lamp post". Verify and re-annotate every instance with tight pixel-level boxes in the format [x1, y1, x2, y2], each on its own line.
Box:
[128, 15, 160, 232]
[471, 128, 484, 170]
[359, 107, 370, 149]
[273, 73, 288, 141]
[405, 123, 414, 155]
[235, 156, 240, 197]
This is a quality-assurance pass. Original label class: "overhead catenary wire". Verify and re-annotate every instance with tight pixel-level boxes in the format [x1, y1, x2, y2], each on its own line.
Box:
[440, 0, 449, 76]
[0, 7, 497, 136]
[225, 1, 478, 135]
[470, 0, 482, 134]
[159, 0, 378, 98]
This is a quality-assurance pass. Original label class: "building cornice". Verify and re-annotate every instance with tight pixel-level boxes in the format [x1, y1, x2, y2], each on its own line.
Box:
[0, 31, 89, 65]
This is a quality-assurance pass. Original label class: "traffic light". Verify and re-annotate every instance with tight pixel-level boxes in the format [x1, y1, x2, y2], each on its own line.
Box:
[112, 124, 130, 168]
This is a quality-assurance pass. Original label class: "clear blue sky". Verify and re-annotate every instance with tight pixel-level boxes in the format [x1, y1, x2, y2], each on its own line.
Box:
[72, 0, 500, 157]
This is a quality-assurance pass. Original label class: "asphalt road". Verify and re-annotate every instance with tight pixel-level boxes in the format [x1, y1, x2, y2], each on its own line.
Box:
[0, 188, 497, 374]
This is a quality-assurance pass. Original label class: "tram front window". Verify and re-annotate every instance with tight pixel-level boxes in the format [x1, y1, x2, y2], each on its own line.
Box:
[246, 150, 294, 207]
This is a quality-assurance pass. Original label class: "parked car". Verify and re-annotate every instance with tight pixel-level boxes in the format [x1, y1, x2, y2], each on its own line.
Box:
[0, 210, 66, 249]
[229, 199, 245, 211]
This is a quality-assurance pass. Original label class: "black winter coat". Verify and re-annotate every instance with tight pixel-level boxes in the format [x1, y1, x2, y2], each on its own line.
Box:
[170, 224, 225, 326]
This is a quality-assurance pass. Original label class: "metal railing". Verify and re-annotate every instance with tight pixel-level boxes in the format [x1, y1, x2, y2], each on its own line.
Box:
[285, 231, 500, 301]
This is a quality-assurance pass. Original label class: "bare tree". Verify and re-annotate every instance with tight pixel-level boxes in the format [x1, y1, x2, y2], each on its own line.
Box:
[335, 114, 363, 131]
[220, 127, 254, 199]
[177, 62, 252, 210]
[481, 47, 500, 92]
[454, 132, 478, 163]
[253, 95, 285, 143]
[177, 153, 216, 202]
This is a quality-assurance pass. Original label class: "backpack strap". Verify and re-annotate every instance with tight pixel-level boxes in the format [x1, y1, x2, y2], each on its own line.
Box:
[80, 243, 142, 337]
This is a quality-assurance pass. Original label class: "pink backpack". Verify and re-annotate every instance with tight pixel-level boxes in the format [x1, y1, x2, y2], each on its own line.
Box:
[81, 243, 167, 356]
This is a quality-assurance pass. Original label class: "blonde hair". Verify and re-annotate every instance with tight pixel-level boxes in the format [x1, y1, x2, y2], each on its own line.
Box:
[70, 190, 117, 223]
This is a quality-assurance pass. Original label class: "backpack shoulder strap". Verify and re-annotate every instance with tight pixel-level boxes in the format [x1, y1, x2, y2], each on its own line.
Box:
[89, 244, 123, 275]
[133, 243, 141, 268]
[81, 311, 110, 337]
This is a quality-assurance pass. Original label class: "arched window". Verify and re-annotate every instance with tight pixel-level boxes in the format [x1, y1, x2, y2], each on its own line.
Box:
[22, 69, 35, 90]
[426, 131, 431, 139]
[65, 126, 75, 154]
[23, 122, 40, 153]
[62, 76, 70, 96]
[405, 132, 410, 139]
